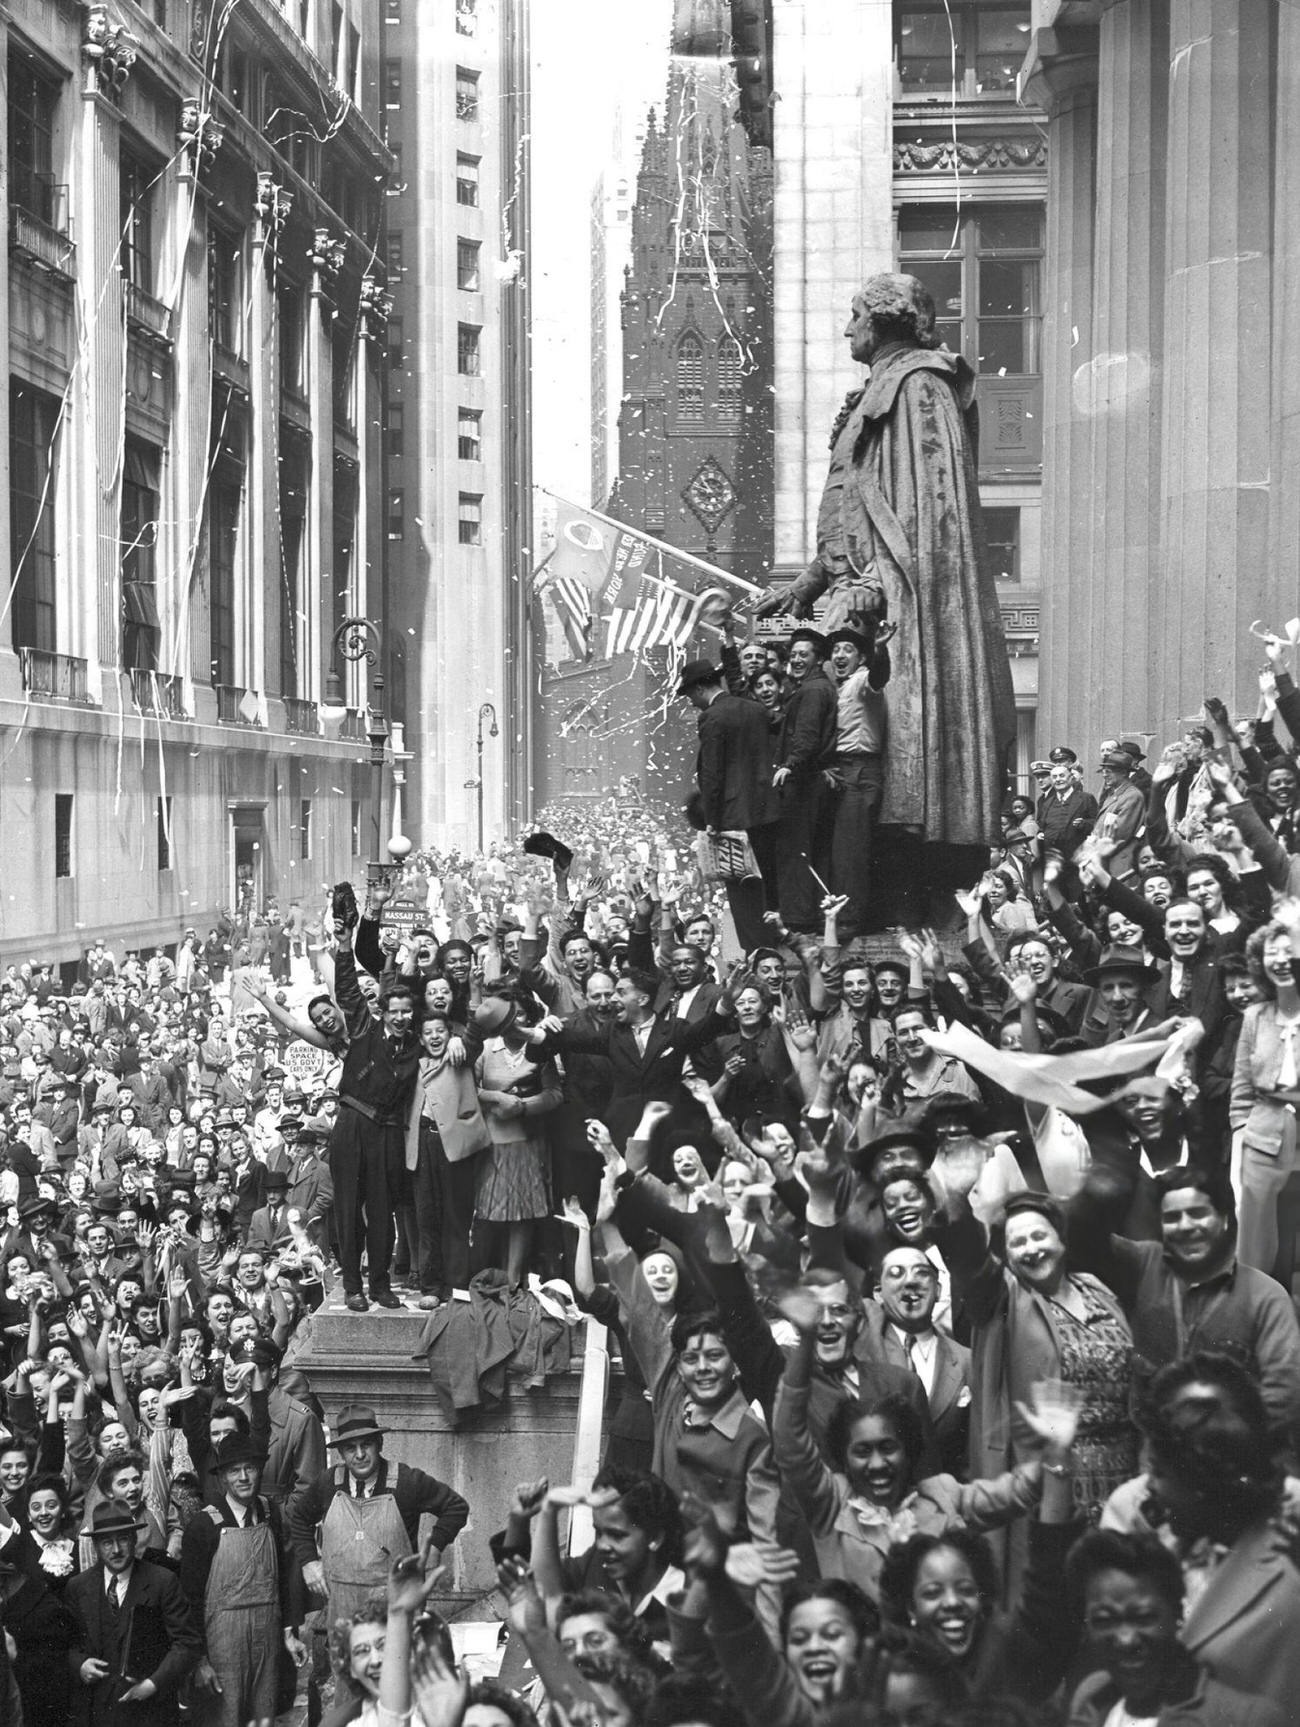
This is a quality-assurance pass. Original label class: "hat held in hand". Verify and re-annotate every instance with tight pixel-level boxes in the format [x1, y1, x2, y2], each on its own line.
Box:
[522, 831, 574, 873]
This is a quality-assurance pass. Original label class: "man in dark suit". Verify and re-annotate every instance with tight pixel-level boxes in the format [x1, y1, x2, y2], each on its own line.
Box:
[65, 1501, 200, 1727]
[679, 658, 782, 951]
[772, 627, 839, 932]
[532, 966, 735, 1149]
[863, 1245, 971, 1477]
[1035, 754, 1098, 859]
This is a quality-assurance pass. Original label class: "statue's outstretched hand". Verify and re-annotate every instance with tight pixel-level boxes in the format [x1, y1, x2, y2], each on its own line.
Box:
[753, 587, 802, 620]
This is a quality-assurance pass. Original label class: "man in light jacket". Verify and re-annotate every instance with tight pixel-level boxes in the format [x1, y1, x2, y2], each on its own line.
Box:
[403, 1011, 490, 1306]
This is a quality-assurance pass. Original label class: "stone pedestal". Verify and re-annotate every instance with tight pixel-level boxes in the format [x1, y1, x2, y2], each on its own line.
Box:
[292, 1305, 607, 1601]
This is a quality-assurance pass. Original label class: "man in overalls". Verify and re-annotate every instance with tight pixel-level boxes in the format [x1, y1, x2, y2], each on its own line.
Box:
[178, 1432, 307, 1727]
[284, 1402, 469, 1690]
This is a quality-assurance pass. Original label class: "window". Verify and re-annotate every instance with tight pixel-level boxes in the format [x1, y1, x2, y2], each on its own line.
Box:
[456, 0, 477, 36]
[9, 380, 60, 653]
[717, 338, 742, 420]
[208, 479, 241, 685]
[120, 153, 155, 295]
[457, 323, 480, 376]
[458, 493, 482, 545]
[456, 154, 480, 206]
[458, 408, 481, 460]
[983, 506, 1020, 582]
[897, 204, 1043, 376]
[207, 228, 243, 355]
[675, 333, 704, 421]
[121, 441, 161, 671]
[8, 57, 59, 229]
[332, 459, 358, 640]
[54, 795, 73, 880]
[456, 239, 481, 290]
[383, 58, 402, 108]
[330, 3, 344, 81]
[386, 232, 404, 275]
[387, 487, 404, 541]
[347, 24, 361, 99]
[278, 284, 305, 396]
[157, 796, 172, 872]
[298, 798, 312, 862]
[455, 68, 479, 120]
[351, 799, 362, 856]
[384, 0, 401, 19]
[387, 401, 405, 460]
[387, 316, 404, 369]
[895, 5, 1032, 96]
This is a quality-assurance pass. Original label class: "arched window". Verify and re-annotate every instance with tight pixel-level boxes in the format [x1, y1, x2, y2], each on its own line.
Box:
[717, 338, 742, 419]
[675, 332, 704, 421]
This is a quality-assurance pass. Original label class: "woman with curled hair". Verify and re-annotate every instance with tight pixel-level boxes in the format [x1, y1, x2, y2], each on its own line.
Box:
[776, 1290, 1074, 1602]
[934, 1188, 1136, 1596]
[1094, 1351, 1300, 1702]
[557, 1587, 666, 1673]
[1065, 1527, 1284, 1727]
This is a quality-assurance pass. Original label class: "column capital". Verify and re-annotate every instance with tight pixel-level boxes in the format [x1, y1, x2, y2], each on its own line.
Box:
[178, 99, 224, 171]
[308, 227, 346, 295]
[359, 275, 393, 345]
[81, 3, 138, 98]
[1019, 23, 1099, 112]
[255, 172, 293, 245]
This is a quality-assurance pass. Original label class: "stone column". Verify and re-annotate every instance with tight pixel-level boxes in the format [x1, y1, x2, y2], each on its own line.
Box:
[1024, 29, 1099, 756]
[307, 228, 343, 702]
[1267, 0, 1300, 644]
[1156, 0, 1272, 730]
[771, 0, 893, 582]
[252, 177, 290, 702]
[1059, 0, 1168, 760]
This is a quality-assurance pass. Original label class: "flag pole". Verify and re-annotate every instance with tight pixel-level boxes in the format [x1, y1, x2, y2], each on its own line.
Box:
[539, 487, 764, 597]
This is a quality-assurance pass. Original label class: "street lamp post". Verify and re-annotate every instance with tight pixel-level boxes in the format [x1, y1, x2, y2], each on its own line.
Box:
[475, 702, 498, 854]
[321, 617, 410, 886]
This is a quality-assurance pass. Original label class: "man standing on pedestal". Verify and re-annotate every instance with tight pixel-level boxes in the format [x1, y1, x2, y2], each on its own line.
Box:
[327, 900, 422, 1311]
[678, 659, 782, 953]
[772, 627, 838, 934]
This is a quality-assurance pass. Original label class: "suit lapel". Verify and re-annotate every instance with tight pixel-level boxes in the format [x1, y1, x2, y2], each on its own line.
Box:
[929, 1337, 964, 1416]
[1181, 1525, 1286, 1654]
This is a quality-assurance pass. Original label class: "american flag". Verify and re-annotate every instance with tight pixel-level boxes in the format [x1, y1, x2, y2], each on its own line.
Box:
[550, 572, 593, 659]
[603, 553, 721, 658]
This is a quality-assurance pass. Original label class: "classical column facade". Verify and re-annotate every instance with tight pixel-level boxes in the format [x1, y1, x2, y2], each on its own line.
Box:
[1270, 0, 1300, 614]
[1025, 31, 1098, 755]
[771, 0, 893, 580]
[1155, 0, 1272, 729]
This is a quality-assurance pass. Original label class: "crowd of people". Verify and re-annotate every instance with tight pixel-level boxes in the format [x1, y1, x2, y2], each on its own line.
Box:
[7, 626, 1300, 1727]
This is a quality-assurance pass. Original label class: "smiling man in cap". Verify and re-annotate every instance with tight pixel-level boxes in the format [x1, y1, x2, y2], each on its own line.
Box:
[771, 626, 838, 933]
[1095, 743, 1148, 880]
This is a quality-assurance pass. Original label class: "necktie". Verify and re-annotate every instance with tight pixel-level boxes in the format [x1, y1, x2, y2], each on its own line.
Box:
[110, 1575, 124, 1609]
[904, 1333, 918, 1373]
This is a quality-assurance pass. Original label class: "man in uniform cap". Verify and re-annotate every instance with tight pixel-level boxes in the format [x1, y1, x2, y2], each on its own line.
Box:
[678, 658, 782, 950]
[771, 626, 838, 933]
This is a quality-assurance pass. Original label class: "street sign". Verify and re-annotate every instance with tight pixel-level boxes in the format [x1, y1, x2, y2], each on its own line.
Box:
[382, 898, 424, 941]
[282, 1039, 325, 1082]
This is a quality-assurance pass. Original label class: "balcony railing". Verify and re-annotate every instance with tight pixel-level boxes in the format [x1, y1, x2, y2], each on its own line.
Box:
[18, 647, 88, 702]
[283, 695, 319, 734]
[338, 707, 366, 742]
[129, 667, 186, 718]
[215, 682, 263, 726]
[8, 170, 75, 278]
[125, 282, 172, 341]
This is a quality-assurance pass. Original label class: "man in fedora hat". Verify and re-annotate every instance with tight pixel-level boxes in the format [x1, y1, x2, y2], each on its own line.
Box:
[285, 1403, 467, 1685]
[65, 1500, 200, 1727]
[179, 1432, 306, 1727]
[1082, 945, 1159, 1046]
[677, 657, 782, 951]
[1095, 743, 1147, 879]
[245, 1168, 292, 1252]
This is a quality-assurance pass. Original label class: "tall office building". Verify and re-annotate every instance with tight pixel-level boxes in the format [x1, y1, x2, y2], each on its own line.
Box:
[381, 0, 533, 853]
[0, 0, 393, 968]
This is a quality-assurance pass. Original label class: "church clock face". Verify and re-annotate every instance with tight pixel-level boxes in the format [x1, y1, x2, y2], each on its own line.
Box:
[683, 456, 738, 534]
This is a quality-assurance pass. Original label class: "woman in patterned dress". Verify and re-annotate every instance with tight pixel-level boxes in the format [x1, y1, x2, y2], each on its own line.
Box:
[937, 1189, 1136, 1597]
[472, 996, 563, 1287]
